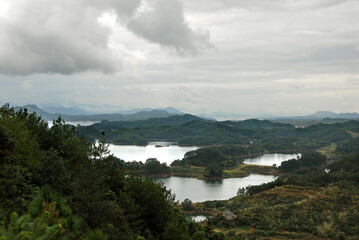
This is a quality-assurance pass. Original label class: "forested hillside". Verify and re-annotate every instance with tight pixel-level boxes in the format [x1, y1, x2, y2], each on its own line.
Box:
[77, 115, 359, 146]
[2, 104, 359, 239]
[192, 152, 359, 239]
[0, 104, 225, 240]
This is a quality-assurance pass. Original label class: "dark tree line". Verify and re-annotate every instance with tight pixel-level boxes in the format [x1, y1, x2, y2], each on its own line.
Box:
[0, 104, 222, 240]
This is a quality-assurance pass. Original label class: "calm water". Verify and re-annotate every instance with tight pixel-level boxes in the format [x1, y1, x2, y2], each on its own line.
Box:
[243, 153, 300, 166]
[108, 143, 296, 202]
[108, 142, 198, 165]
[186, 215, 208, 222]
[156, 174, 276, 202]
[48, 121, 99, 127]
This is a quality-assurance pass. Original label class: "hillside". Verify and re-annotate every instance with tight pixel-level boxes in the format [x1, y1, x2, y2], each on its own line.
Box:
[0, 104, 222, 240]
[78, 116, 359, 146]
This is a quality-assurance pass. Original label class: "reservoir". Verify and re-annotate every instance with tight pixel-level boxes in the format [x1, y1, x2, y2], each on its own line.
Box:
[243, 153, 300, 166]
[156, 174, 276, 202]
[109, 141, 299, 167]
[108, 143, 298, 202]
[108, 141, 198, 165]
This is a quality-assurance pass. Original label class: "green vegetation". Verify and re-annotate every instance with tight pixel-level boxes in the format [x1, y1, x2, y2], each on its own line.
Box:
[204, 164, 223, 179]
[278, 152, 326, 173]
[2, 103, 359, 239]
[0, 104, 218, 240]
[171, 163, 277, 179]
[78, 115, 359, 146]
[200, 153, 359, 239]
[335, 137, 359, 155]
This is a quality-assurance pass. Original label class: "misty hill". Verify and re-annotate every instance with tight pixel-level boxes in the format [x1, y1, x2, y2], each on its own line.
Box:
[13, 104, 181, 122]
[14, 104, 59, 120]
[78, 115, 359, 146]
[42, 106, 91, 115]
[270, 111, 359, 127]
[305, 111, 359, 119]
[117, 107, 183, 115]
[274, 110, 359, 120]
[91, 114, 210, 130]
[65, 109, 175, 122]
[202, 110, 359, 121]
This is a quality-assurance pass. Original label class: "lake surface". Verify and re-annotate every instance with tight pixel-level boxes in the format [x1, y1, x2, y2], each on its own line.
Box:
[156, 174, 276, 202]
[108, 142, 198, 165]
[243, 153, 300, 166]
[47, 121, 99, 127]
[108, 143, 297, 202]
[186, 215, 208, 222]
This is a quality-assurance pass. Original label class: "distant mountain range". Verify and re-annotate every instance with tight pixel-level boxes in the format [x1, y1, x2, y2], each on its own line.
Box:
[42, 106, 91, 115]
[12, 104, 359, 125]
[14, 104, 184, 122]
[201, 110, 359, 121]
[272, 111, 359, 120]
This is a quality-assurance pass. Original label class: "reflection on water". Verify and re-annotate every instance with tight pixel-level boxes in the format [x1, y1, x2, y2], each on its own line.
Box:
[47, 121, 99, 127]
[108, 142, 198, 165]
[107, 143, 297, 202]
[243, 153, 300, 166]
[155, 174, 276, 202]
[186, 215, 208, 222]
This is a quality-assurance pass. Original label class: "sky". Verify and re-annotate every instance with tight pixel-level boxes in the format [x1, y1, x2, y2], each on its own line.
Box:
[0, 0, 358, 116]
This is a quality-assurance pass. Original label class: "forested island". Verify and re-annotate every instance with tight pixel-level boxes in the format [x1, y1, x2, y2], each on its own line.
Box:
[1, 104, 359, 239]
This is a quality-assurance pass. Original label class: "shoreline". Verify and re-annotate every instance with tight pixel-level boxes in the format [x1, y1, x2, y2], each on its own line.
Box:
[147, 163, 280, 180]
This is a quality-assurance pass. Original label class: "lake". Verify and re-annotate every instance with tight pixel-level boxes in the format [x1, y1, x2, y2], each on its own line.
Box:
[243, 153, 300, 166]
[186, 215, 208, 222]
[108, 141, 198, 165]
[108, 143, 298, 202]
[47, 121, 99, 127]
[155, 174, 276, 202]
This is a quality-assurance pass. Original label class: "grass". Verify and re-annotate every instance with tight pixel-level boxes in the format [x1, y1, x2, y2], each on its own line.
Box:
[171, 164, 278, 179]
[347, 130, 359, 138]
[171, 165, 205, 177]
[316, 143, 337, 159]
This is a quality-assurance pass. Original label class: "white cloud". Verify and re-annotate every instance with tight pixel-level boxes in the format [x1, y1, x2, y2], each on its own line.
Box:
[0, 0, 213, 75]
[0, 0, 119, 75]
[127, 0, 213, 55]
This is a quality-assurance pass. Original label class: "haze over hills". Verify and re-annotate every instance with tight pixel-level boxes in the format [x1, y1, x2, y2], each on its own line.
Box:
[202, 110, 359, 121]
[273, 111, 359, 120]
[13, 104, 183, 122]
[11, 104, 359, 127]
[42, 106, 91, 115]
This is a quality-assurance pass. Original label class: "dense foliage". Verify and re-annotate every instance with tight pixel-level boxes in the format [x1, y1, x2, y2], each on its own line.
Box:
[121, 158, 171, 176]
[204, 153, 359, 239]
[77, 115, 359, 146]
[335, 137, 359, 155]
[0, 104, 211, 240]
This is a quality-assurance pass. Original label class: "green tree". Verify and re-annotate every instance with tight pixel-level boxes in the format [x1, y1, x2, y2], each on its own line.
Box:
[204, 164, 223, 178]
[181, 198, 193, 211]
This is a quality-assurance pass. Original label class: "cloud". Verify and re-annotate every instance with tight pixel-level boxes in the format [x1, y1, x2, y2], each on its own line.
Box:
[0, 0, 120, 75]
[0, 0, 213, 75]
[88, 0, 142, 17]
[182, 0, 350, 12]
[127, 0, 213, 55]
